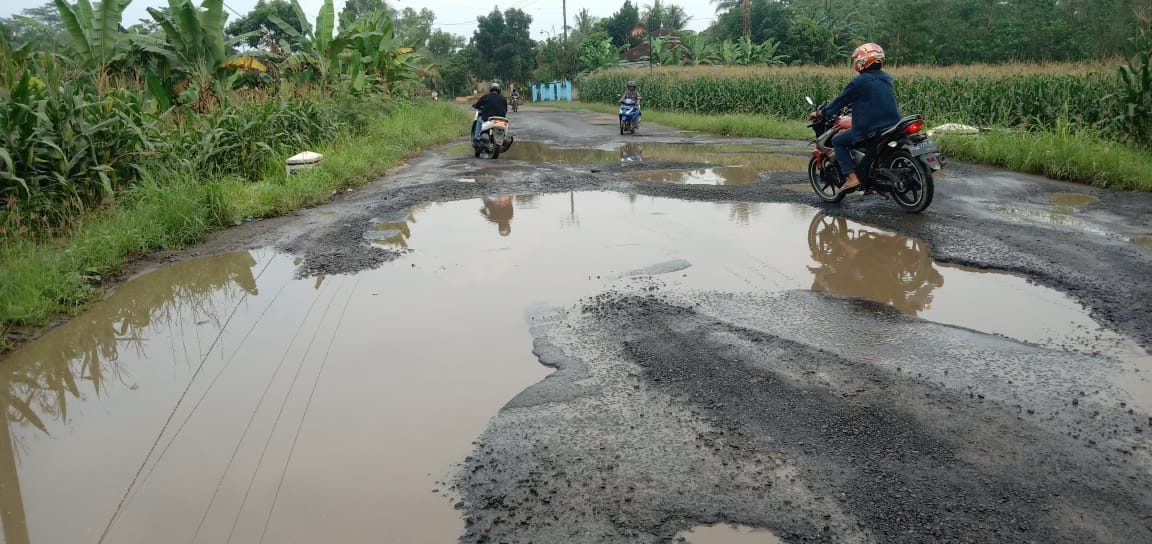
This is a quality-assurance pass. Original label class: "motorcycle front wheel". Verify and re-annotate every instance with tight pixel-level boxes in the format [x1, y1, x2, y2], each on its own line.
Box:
[808, 155, 846, 203]
[887, 151, 934, 213]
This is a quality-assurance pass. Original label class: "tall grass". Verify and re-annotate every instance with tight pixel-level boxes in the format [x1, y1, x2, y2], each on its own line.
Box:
[0, 103, 469, 346]
[937, 122, 1152, 191]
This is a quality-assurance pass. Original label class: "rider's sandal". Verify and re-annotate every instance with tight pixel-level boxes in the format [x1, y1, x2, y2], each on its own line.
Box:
[838, 181, 861, 194]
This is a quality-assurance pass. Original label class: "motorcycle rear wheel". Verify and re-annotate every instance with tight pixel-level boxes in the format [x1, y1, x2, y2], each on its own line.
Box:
[887, 151, 934, 213]
[808, 156, 845, 203]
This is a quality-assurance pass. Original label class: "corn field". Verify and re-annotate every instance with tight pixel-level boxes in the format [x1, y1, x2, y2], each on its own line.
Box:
[577, 65, 1140, 142]
[1, 0, 431, 239]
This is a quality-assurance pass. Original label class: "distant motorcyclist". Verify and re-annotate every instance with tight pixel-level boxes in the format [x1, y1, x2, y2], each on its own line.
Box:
[809, 43, 902, 194]
[473, 82, 508, 141]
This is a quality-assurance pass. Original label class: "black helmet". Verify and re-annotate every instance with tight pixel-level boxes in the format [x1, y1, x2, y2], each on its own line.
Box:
[627, 80, 637, 88]
[490, 82, 501, 92]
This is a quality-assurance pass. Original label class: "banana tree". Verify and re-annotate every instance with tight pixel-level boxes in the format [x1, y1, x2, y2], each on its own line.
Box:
[648, 36, 682, 66]
[53, 0, 131, 71]
[144, 0, 262, 109]
[679, 32, 716, 66]
[332, 10, 420, 93]
[268, 0, 336, 86]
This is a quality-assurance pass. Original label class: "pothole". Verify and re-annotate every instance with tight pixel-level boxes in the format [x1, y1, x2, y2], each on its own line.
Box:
[6, 193, 1148, 544]
[676, 524, 783, 543]
[993, 206, 1109, 235]
[1133, 236, 1152, 248]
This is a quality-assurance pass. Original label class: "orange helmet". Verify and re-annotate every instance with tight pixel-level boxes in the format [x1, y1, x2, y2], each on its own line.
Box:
[851, 43, 886, 73]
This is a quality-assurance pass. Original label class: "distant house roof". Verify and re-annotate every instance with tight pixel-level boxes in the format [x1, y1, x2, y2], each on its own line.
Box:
[619, 30, 680, 62]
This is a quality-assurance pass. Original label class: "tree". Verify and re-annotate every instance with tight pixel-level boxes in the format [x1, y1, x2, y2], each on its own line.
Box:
[603, 0, 641, 47]
[573, 8, 599, 41]
[708, 0, 790, 44]
[439, 44, 475, 95]
[781, 18, 838, 64]
[225, 0, 304, 48]
[0, 2, 65, 50]
[341, 0, 394, 22]
[643, 0, 690, 31]
[394, 7, 435, 50]
[470, 7, 534, 84]
[580, 38, 620, 72]
[534, 37, 580, 80]
[427, 29, 465, 58]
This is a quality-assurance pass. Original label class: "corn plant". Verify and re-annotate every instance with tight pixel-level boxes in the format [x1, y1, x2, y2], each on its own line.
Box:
[0, 63, 156, 236]
[578, 65, 1126, 134]
[1106, 47, 1152, 145]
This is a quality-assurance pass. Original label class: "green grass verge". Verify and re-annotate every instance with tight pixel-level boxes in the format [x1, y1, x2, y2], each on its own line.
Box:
[545, 101, 1152, 191]
[935, 123, 1152, 191]
[0, 103, 469, 349]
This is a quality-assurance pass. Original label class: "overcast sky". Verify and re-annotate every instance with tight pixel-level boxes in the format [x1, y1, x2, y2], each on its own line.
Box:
[2, 0, 716, 41]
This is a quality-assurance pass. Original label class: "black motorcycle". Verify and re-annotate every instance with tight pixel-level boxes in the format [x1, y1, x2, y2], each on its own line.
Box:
[805, 97, 945, 213]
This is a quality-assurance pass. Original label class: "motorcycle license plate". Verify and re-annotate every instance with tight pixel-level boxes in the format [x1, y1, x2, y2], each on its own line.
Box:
[909, 140, 938, 157]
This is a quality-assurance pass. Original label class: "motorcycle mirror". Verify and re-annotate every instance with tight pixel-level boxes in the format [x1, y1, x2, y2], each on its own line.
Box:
[805, 96, 814, 106]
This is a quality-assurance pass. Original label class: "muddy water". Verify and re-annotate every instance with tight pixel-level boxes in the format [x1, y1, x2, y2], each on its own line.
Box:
[446, 142, 810, 177]
[1048, 193, 1099, 207]
[3, 193, 1149, 543]
[678, 524, 784, 543]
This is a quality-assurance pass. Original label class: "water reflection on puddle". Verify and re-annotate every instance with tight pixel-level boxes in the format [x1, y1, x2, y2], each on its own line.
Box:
[442, 142, 810, 176]
[3, 192, 1147, 544]
[678, 524, 783, 543]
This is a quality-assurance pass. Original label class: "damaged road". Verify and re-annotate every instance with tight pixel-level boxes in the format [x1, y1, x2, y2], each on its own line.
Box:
[5, 106, 1152, 544]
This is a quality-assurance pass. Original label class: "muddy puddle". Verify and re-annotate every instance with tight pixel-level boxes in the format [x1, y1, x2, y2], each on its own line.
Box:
[678, 524, 783, 543]
[1048, 193, 1099, 207]
[1131, 236, 1152, 248]
[3, 193, 1149, 544]
[443, 142, 810, 175]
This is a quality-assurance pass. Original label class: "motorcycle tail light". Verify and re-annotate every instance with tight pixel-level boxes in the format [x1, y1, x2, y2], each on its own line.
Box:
[903, 120, 925, 134]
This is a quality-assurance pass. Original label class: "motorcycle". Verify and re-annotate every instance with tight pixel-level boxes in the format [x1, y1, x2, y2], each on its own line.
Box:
[472, 112, 514, 159]
[619, 98, 640, 135]
[511, 95, 520, 112]
[805, 96, 944, 213]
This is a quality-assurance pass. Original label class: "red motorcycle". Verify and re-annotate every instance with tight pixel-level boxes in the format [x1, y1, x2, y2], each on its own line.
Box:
[805, 96, 944, 213]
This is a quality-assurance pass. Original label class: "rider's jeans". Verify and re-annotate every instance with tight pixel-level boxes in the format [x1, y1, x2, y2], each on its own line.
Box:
[473, 117, 484, 140]
[832, 129, 856, 177]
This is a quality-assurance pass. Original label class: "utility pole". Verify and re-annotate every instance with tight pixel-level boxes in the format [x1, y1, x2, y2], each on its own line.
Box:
[743, 0, 750, 38]
[562, 0, 568, 41]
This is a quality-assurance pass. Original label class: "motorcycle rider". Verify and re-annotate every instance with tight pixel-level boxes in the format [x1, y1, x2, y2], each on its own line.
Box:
[473, 82, 508, 141]
[809, 43, 902, 194]
[510, 87, 521, 109]
[618, 80, 641, 129]
[619, 80, 641, 106]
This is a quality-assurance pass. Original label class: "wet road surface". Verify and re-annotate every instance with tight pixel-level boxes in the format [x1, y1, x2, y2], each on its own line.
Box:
[2, 106, 1151, 543]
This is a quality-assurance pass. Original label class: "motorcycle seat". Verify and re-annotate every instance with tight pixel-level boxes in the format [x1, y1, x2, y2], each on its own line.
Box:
[879, 115, 924, 138]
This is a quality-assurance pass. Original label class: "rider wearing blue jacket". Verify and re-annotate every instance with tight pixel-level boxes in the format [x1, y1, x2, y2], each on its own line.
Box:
[812, 43, 902, 193]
